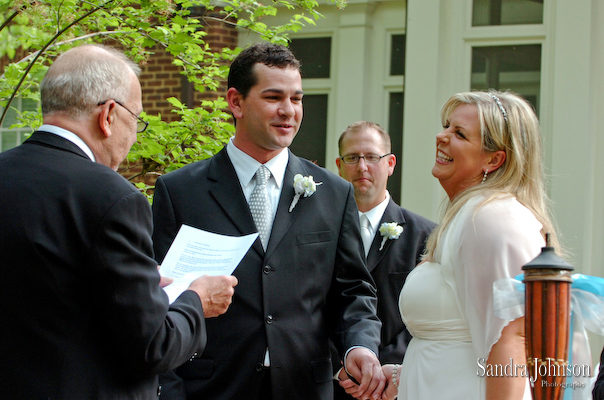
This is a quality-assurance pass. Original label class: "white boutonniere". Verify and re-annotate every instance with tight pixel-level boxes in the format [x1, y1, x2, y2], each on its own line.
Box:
[289, 174, 322, 212]
[378, 222, 404, 251]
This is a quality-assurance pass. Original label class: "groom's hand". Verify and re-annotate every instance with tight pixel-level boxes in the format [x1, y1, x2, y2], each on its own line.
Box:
[345, 347, 386, 400]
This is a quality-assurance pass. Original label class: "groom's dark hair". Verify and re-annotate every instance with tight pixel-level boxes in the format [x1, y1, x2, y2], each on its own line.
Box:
[227, 42, 301, 98]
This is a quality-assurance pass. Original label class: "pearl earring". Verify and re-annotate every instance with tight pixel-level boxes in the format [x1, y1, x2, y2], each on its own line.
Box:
[481, 169, 489, 184]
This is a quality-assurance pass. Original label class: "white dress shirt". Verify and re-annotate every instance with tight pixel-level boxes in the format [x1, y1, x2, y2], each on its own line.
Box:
[39, 124, 96, 162]
[226, 137, 289, 225]
[359, 191, 391, 248]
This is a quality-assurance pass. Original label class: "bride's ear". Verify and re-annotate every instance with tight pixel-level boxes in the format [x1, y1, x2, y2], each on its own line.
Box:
[486, 150, 506, 172]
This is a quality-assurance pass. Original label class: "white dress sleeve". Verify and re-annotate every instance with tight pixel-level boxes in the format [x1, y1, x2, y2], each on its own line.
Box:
[440, 196, 545, 360]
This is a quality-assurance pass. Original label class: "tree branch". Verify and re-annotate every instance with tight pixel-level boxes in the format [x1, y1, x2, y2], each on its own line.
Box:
[0, 0, 115, 127]
[0, 4, 26, 34]
[0, 30, 130, 79]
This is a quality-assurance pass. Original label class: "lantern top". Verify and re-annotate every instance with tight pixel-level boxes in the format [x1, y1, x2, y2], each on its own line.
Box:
[522, 233, 574, 271]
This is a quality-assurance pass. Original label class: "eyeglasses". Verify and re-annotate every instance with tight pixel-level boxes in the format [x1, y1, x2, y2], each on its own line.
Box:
[339, 153, 392, 164]
[98, 100, 149, 133]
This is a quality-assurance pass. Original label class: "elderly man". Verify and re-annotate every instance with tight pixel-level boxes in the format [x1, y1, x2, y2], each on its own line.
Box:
[0, 44, 237, 399]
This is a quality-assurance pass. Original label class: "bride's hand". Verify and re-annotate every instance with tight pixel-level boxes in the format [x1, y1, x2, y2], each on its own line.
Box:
[380, 364, 400, 400]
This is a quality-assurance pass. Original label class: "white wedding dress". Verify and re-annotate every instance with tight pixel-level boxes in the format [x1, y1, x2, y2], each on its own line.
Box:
[398, 196, 543, 399]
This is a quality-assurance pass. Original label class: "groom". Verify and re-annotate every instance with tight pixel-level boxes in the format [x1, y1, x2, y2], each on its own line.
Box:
[152, 43, 385, 400]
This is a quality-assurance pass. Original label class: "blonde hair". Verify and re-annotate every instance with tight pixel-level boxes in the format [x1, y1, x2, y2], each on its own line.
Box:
[424, 90, 561, 261]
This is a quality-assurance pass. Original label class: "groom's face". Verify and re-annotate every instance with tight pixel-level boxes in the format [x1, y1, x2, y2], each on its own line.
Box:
[229, 63, 303, 159]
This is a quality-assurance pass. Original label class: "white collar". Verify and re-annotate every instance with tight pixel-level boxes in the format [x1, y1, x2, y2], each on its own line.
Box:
[39, 124, 96, 162]
[226, 137, 289, 188]
[359, 191, 391, 233]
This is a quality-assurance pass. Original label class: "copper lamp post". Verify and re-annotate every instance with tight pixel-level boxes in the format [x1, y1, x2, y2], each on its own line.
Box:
[522, 234, 574, 400]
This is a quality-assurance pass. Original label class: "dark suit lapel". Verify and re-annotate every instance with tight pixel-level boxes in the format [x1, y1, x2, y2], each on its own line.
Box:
[265, 151, 308, 258]
[366, 199, 406, 271]
[207, 148, 264, 256]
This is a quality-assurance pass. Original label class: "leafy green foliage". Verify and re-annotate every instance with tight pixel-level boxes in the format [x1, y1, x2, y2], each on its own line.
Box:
[0, 0, 344, 201]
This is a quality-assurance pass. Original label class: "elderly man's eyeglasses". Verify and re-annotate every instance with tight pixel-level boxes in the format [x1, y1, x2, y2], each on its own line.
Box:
[340, 153, 392, 164]
[98, 100, 149, 133]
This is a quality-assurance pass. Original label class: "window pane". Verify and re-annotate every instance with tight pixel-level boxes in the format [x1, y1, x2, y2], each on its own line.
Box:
[289, 37, 331, 79]
[22, 98, 38, 113]
[1, 131, 18, 151]
[471, 44, 541, 113]
[1, 106, 18, 128]
[0, 98, 38, 152]
[289, 94, 328, 167]
[472, 0, 543, 26]
[388, 92, 403, 203]
[390, 34, 406, 76]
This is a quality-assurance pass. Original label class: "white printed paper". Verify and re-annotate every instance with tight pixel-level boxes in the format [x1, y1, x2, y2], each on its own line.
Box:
[160, 224, 258, 303]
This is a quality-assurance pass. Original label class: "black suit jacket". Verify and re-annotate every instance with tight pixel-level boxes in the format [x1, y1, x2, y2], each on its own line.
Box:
[366, 199, 435, 363]
[0, 131, 207, 399]
[152, 147, 381, 400]
[333, 198, 435, 399]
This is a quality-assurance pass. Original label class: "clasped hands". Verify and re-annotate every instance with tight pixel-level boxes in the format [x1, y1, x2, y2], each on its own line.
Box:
[338, 348, 386, 400]
[338, 355, 399, 400]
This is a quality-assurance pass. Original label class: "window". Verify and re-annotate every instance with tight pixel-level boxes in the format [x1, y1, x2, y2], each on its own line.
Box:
[471, 44, 541, 113]
[472, 0, 543, 26]
[388, 92, 403, 202]
[289, 37, 331, 79]
[289, 94, 328, 166]
[1, 98, 37, 152]
[390, 34, 406, 76]
[387, 33, 405, 203]
[288, 37, 332, 167]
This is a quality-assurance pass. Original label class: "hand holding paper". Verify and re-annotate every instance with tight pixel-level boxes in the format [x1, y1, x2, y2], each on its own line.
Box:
[159, 225, 258, 303]
[157, 265, 174, 288]
[188, 275, 239, 318]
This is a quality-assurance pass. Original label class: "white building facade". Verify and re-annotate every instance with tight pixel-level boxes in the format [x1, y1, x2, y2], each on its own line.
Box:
[241, 0, 604, 358]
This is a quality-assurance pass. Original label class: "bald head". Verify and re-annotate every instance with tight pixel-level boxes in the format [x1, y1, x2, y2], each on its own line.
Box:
[41, 44, 140, 120]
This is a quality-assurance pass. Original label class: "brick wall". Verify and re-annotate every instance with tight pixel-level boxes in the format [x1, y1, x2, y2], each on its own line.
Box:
[139, 9, 238, 119]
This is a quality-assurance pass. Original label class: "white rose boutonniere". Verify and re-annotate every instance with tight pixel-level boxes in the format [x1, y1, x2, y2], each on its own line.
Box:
[378, 222, 404, 251]
[289, 174, 322, 212]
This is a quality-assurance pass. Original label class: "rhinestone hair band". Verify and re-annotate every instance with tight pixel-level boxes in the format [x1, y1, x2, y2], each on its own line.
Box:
[489, 93, 509, 125]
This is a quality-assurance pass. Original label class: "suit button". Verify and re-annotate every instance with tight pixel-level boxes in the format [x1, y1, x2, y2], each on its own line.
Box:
[256, 363, 264, 372]
[263, 265, 272, 274]
[157, 385, 162, 397]
[266, 315, 274, 324]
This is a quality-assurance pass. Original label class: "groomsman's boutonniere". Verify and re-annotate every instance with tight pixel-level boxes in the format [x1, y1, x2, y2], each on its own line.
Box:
[289, 174, 322, 212]
[378, 222, 404, 251]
